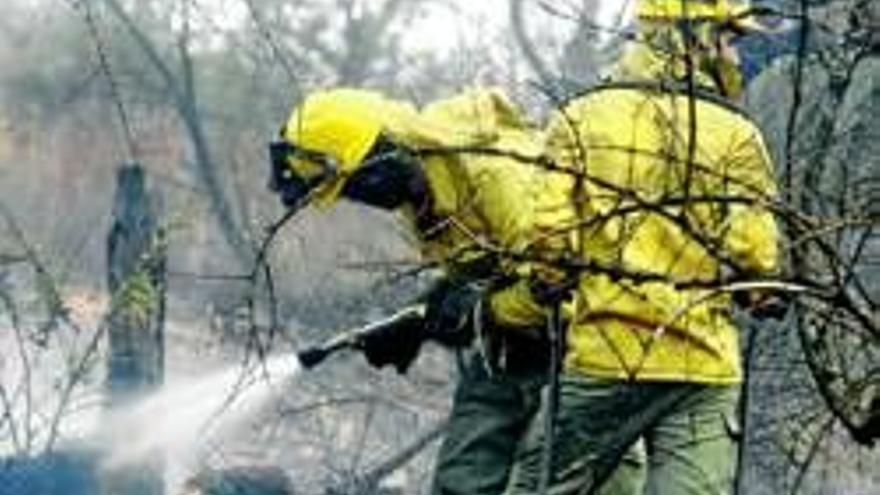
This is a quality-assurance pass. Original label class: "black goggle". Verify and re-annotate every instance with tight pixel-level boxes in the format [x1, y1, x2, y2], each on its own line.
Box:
[267, 141, 339, 207]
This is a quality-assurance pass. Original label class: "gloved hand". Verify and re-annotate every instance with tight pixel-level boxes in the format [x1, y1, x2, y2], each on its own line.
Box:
[734, 291, 789, 320]
[424, 279, 483, 347]
[358, 312, 425, 374]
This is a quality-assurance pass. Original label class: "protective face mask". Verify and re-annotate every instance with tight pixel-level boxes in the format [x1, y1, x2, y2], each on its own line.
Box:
[267, 141, 337, 209]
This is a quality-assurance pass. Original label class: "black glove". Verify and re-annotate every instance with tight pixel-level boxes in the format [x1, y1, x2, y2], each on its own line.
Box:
[734, 291, 789, 321]
[358, 312, 426, 374]
[424, 279, 483, 348]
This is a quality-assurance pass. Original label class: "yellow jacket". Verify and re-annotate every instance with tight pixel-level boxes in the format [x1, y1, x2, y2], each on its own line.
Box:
[546, 81, 779, 384]
[489, 27, 782, 384]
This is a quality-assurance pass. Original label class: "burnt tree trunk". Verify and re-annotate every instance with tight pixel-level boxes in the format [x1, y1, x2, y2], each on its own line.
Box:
[105, 163, 166, 495]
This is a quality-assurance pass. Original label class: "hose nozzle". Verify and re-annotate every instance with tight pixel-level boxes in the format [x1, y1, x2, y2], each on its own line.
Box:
[297, 347, 332, 369]
[296, 304, 424, 371]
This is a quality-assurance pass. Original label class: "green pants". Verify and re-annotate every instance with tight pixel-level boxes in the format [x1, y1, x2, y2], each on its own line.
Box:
[505, 373, 740, 495]
[431, 355, 645, 495]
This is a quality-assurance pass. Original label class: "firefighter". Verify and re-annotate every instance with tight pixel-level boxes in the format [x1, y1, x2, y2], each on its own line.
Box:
[268, 88, 644, 495]
[502, 1, 782, 493]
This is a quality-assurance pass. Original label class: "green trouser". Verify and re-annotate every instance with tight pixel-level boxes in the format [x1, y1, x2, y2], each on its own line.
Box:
[505, 372, 741, 495]
[431, 354, 646, 495]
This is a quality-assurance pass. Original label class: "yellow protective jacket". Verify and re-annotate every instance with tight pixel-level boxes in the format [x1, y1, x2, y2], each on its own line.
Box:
[546, 80, 779, 384]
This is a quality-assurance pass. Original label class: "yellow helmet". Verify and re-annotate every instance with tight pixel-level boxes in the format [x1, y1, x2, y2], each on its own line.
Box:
[637, 0, 767, 32]
[279, 88, 418, 206]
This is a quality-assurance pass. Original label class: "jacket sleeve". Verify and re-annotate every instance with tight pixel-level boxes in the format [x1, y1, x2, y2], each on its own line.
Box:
[465, 156, 551, 328]
[721, 125, 780, 275]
